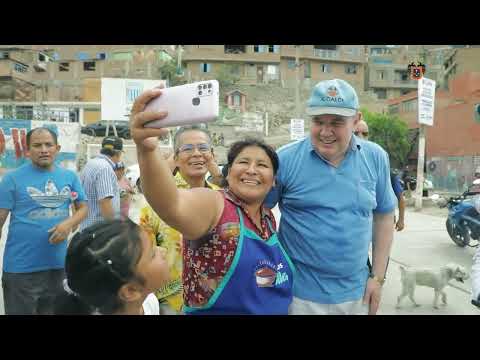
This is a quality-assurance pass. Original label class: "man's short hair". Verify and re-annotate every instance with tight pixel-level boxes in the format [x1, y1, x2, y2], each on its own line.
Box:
[26, 127, 58, 148]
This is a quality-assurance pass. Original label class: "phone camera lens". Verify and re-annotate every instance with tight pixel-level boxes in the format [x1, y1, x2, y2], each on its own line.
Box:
[203, 85, 207, 89]
[208, 84, 212, 89]
[198, 85, 202, 90]
[199, 91, 203, 95]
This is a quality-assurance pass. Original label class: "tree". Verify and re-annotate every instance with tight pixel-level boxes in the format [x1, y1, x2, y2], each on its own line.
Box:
[361, 108, 410, 169]
[158, 59, 187, 87]
[214, 64, 240, 89]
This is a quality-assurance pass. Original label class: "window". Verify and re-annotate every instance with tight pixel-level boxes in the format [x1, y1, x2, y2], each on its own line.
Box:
[76, 52, 90, 61]
[246, 63, 256, 77]
[254, 45, 266, 53]
[313, 46, 338, 58]
[267, 65, 279, 80]
[287, 59, 296, 69]
[374, 89, 387, 99]
[267, 65, 278, 75]
[233, 94, 241, 107]
[304, 61, 311, 78]
[0, 51, 9, 59]
[200, 63, 211, 73]
[14, 62, 28, 73]
[371, 48, 391, 56]
[59, 62, 70, 72]
[97, 52, 107, 60]
[395, 70, 409, 81]
[389, 104, 399, 114]
[268, 45, 280, 53]
[377, 70, 385, 80]
[321, 63, 331, 73]
[16, 106, 33, 120]
[83, 61, 96, 71]
[345, 64, 357, 74]
[314, 45, 337, 50]
[402, 100, 417, 112]
[224, 45, 246, 54]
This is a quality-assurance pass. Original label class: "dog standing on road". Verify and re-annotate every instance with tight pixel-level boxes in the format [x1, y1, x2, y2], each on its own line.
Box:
[396, 263, 469, 309]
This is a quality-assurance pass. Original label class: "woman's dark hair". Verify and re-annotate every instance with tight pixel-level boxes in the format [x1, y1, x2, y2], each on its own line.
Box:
[223, 138, 279, 187]
[51, 219, 145, 315]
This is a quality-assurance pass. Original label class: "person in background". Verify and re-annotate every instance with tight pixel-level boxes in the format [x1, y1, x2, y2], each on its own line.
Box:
[0, 127, 88, 314]
[114, 161, 135, 220]
[79, 136, 123, 231]
[139, 125, 222, 314]
[354, 120, 405, 231]
[46, 219, 169, 315]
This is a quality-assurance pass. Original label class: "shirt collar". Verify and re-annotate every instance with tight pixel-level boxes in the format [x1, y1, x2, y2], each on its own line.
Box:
[224, 188, 274, 222]
[95, 154, 116, 169]
[174, 171, 214, 189]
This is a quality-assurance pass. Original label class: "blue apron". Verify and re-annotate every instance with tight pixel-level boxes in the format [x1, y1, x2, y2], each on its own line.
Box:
[183, 207, 295, 315]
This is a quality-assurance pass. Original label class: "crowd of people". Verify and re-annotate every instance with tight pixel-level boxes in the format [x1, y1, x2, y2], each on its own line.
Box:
[0, 78, 478, 315]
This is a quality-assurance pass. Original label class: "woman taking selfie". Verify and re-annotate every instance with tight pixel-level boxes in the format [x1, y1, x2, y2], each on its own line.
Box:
[129, 88, 294, 315]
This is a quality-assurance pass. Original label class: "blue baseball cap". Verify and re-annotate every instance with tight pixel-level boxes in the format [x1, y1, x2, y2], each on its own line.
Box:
[306, 79, 359, 117]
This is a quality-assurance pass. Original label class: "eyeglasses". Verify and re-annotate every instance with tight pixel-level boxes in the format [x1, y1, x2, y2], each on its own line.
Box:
[354, 131, 369, 137]
[177, 143, 211, 154]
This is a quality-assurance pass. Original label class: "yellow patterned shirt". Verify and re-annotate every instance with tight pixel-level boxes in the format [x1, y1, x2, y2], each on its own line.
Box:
[139, 172, 219, 312]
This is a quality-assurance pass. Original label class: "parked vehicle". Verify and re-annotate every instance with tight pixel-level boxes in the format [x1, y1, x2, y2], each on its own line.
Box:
[440, 179, 480, 247]
[81, 121, 131, 139]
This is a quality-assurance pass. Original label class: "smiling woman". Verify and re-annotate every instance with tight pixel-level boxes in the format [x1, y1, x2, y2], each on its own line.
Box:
[130, 88, 293, 315]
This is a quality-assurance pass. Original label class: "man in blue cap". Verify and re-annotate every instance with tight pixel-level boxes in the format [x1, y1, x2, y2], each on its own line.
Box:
[265, 79, 397, 315]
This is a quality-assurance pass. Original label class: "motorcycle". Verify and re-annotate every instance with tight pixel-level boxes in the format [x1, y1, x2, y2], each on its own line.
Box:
[440, 180, 480, 247]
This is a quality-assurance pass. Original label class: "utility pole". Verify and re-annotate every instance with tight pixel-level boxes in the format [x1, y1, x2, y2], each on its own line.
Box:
[295, 45, 301, 118]
[176, 45, 183, 77]
[415, 47, 433, 211]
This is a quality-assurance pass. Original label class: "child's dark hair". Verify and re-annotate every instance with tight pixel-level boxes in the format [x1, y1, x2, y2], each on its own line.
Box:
[222, 138, 279, 187]
[51, 219, 145, 315]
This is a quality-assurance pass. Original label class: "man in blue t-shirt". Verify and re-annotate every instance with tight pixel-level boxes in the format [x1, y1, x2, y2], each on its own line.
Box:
[265, 79, 397, 315]
[0, 127, 87, 314]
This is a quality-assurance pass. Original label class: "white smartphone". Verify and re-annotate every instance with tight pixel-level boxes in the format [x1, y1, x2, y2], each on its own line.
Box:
[144, 80, 219, 128]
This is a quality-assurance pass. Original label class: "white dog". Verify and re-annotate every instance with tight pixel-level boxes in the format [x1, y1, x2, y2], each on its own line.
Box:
[396, 263, 469, 309]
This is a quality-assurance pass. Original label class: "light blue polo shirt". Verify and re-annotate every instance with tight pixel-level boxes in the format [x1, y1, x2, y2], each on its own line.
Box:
[265, 135, 397, 304]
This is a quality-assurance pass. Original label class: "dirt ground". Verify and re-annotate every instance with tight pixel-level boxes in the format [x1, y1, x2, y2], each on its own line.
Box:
[410, 206, 448, 218]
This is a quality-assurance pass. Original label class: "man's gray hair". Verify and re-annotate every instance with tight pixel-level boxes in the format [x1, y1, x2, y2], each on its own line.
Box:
[173, 125, 211, 153]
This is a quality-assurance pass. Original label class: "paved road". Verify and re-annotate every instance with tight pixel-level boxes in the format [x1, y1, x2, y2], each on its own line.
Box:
[1, 203, 479, 315]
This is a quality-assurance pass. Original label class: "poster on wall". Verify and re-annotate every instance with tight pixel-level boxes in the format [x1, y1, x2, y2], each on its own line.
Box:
[0, 120, 80, 177]
[101, 78, 167, 121]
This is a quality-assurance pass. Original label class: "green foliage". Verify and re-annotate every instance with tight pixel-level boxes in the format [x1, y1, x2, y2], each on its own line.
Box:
[158, 59, 187, 87]
[213, 64, 240, 88]
[361, 107, 410, 169]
